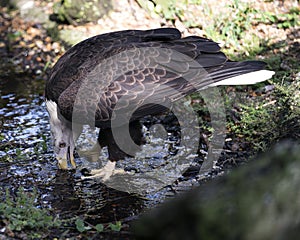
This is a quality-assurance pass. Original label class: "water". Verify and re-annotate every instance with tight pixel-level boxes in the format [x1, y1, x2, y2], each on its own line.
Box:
[0, 74, 145, 224]
[0, 76, 47, 160]
[0, 73, 204, 226]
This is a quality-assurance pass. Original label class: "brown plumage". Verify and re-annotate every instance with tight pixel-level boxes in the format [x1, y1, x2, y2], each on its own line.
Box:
[45, 28, 274, 170]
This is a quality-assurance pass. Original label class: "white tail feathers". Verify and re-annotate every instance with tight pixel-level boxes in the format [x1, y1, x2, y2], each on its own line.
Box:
[208, 70, 275, 87]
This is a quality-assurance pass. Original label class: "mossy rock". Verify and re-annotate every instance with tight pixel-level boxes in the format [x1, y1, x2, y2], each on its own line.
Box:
[133, 141, 300, 240]
[53, 0, 113, 25]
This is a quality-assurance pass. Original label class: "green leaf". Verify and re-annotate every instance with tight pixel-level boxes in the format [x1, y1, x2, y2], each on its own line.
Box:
[109, 221, 122, 231]
[75, 218, 86, 233]
[95, 224, 104, 232]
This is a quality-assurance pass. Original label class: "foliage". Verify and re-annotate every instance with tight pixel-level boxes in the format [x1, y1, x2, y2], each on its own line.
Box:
[259, 7, 300, 29]
[75, 218, 92, 232]
[0, 187, 60, 238]
[204, 0, 261, 56]
[109, 221, 122, 231]
[224, 55, 300, 151]
[226, 95, 279, 151]
[137, 0, 178, 20]
[74, 217, 122, 233]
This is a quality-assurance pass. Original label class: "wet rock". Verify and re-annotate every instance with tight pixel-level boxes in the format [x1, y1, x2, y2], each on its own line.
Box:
[133, 141, 300, 240]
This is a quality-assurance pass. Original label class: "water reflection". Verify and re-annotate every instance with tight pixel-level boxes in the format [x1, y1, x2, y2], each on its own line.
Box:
[0, 75, 47, 159]
[0, 74, 146, 224]
[0, 73, 203, 225]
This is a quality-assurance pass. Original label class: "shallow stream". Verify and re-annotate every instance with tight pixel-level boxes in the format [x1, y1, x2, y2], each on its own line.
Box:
[0, 72, 204, 227]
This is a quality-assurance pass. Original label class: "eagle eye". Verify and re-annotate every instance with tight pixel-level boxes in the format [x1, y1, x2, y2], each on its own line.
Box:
[59, 142, 66, 148]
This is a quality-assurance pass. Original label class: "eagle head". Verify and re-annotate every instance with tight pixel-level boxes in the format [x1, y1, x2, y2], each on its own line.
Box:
[46, 100, 76, 169]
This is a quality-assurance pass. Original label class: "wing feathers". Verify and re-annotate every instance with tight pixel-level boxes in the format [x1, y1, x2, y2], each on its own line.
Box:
[46, 28, 274, 125]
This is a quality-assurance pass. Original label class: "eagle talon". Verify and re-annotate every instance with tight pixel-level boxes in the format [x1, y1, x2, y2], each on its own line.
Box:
[81, 160, 126, 181]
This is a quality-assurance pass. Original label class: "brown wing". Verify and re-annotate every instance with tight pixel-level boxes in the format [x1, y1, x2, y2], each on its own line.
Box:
[45, 28, 181, 102]
[45, 28, 267, 126]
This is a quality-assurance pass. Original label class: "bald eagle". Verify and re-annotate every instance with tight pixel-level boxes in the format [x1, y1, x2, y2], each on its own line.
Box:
[45, 28, 274, 180]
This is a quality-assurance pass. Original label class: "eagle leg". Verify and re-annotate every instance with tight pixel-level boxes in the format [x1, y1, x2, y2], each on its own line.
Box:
[81, 121, 144, 181]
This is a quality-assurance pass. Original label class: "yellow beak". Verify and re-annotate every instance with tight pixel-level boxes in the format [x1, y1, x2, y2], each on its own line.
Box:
[57, 147, 76, 169]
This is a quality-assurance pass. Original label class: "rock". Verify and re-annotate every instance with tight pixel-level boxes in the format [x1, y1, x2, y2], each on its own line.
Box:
[52, 0, 113, 25]
[4, 0, 34, 11]
[58, 29, 88, 46]
[133, 141, 300, 240]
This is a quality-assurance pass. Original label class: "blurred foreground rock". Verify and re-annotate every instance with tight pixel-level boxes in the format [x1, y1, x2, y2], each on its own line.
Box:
[133, 141, 300, 240]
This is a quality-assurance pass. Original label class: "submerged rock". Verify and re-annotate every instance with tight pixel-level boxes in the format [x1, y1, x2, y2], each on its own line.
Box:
[133, 141, 300, 240]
